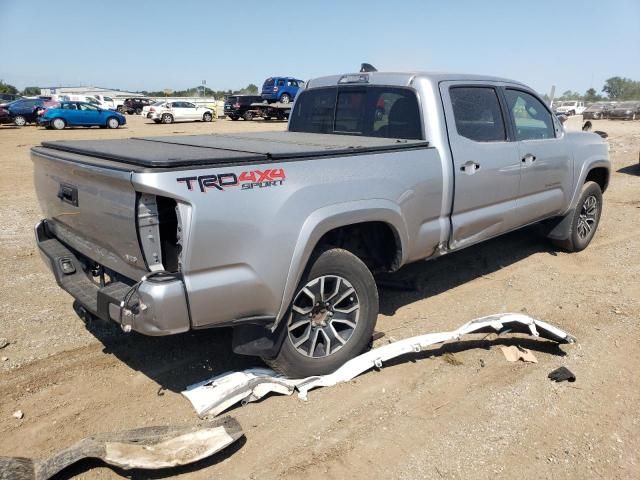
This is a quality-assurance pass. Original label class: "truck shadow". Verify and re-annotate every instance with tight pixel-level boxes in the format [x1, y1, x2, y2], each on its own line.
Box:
[617, 163, 640, 176]
[81, 225, 558, 394]
[377, 225, 555, 316]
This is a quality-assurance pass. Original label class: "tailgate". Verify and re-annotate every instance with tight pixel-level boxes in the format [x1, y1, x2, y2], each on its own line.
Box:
[32, 147, 147, 280]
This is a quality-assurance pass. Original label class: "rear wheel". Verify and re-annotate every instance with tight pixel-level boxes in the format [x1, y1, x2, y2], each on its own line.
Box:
[106, 117, 119, 129]
[553, 181, 602, 252]
[203, 112, 213, 122]
[13, 115, 26, 127]
[161, 113, 173, 124]
[51, 118, 66, 130]
[264, 247, 378, 377]
[135, 108, 142, 115]
[279, 93, 291, 104]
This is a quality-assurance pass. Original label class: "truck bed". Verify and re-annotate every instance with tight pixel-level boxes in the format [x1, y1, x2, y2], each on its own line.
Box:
[35, 132, 429, 170]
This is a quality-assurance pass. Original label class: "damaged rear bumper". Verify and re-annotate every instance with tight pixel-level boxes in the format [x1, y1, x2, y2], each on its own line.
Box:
[35, 220, 190, 335]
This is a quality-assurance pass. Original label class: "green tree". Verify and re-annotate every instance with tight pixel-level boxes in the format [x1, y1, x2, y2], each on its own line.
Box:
[0, 80, 18, 95]
[21, 86, 41, 96]
[602, 77, 640, 100]
[244, 83, 258, 94]
[584, 88, 601, 103]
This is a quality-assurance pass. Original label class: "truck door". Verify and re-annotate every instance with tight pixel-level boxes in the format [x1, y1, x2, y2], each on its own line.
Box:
[440, 83, 522, 249]
[502, 88, 573, 224]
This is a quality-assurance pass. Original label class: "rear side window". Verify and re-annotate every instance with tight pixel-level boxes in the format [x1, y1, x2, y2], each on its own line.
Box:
[263, 78, 274, 87]
[290, 86, 422, 140]
[505, 89, 555, 140]
[449, 87, 506, 142]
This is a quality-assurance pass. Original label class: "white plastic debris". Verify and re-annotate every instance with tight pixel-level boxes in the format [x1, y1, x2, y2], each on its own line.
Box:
[12, 410, 24, 419]
[183, 313, 576, 417]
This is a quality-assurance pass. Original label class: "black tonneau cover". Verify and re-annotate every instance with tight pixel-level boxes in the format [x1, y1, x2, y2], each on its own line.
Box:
[37, 132, 429, 168]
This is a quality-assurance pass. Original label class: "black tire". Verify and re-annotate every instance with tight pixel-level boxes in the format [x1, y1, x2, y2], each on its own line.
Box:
[135, 108, 142, 115]
[263, 116, 272, 121]
[243, 111, 253, 121]
[153, 119, 161, 124]
[553, 181, 603, 252]
[264, 247, 379, 377]
[116, 106, 124, 113]
[230, 116, 239, 121]
[161, 113, 173, 124]
[203, 112, 213, 122]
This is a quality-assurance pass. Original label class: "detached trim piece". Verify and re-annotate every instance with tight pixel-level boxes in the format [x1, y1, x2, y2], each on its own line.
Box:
[183, 313, 575, 416]
[0, 417, 243, 480]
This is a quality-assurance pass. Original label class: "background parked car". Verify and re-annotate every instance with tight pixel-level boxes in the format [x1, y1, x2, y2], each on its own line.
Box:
[38, 101, 126, 130]
[554, 100, 586, 115]
[224, 95, 264, 120]
[261, 77, 304, 104]
[0, 93, 23, 103]
[0, 107, 11, 125]
[143, 101, 214, 124]
[582, 103, 611, 120]
[122, 97, 154, 114]
[607, 101, 640, 120]
[4, 98, 47, 126]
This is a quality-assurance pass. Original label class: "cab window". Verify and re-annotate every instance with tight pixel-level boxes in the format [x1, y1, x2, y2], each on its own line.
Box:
[449, 87, 506, 142]
[505, 89, 555, 140]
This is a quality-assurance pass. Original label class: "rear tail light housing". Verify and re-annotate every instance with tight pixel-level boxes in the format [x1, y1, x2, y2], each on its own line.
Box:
[136, 194, 182, 272]
[273, 86, 279, 92]
[233, 102, 240, 108]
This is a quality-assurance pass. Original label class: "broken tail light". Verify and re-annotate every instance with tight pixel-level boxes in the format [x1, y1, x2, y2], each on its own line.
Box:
[136, 194, 182, 272]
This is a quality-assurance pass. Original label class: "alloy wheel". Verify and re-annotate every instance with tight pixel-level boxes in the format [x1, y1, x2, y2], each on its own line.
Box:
[577, 195, 598, 240]
[287, 275, 360, 358]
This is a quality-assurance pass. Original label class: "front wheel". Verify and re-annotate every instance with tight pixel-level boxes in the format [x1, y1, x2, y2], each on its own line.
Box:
[243, 111, 253, 121]
[203, 112, 213, 122]
[106, 117, 120, 129]
[553, 181, 603, 252]
[264, 248, 379, 377]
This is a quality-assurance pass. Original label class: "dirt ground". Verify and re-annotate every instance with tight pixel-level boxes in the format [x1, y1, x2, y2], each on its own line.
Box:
[0, 115, 638, 479]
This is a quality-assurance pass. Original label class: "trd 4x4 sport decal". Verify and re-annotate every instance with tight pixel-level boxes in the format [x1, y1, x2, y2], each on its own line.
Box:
[177, 168, 286, 192]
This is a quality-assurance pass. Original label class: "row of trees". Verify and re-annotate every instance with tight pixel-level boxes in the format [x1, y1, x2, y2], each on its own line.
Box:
[545, 77, 640, 103]
[4, 77, 640, 102]
[0, 81, 40, 96]
[0, 80, 260, 99]
[140, 83, 259, 98]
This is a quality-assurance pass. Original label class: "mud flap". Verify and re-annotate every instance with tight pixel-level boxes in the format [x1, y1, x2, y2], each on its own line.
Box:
[542, 207, 575, 240]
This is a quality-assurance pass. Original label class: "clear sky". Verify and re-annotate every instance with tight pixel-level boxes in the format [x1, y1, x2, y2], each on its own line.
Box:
[1, 0, 638, 95]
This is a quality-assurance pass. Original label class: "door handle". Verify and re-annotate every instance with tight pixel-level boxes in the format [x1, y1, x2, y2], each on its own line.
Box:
[521, 153, 536, 164]
[460, 161, 480, 175]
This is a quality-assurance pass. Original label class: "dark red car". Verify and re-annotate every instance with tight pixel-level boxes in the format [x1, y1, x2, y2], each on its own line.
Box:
[0, 107, 12, 125]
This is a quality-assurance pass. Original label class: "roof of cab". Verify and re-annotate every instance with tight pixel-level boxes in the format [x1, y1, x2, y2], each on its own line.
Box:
[306, 71, 529, 89]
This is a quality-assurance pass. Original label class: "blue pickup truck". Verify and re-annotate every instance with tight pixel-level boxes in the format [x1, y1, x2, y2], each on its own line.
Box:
[261, 77, 304, 104]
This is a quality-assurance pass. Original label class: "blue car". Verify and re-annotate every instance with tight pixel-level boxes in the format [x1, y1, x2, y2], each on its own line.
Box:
[39, 101, 126, 130]
[261, 77, 304, 104]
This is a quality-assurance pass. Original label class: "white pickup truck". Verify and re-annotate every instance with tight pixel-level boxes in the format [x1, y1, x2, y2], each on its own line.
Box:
[554, 100, 586, 116]
[32, 70, 609, 376]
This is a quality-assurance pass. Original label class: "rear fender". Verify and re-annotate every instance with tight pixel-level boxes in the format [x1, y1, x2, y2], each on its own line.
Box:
[274, 200, 409, 326]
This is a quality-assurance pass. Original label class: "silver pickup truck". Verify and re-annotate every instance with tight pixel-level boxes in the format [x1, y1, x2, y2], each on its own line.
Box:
[32, 71, 610, 376]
